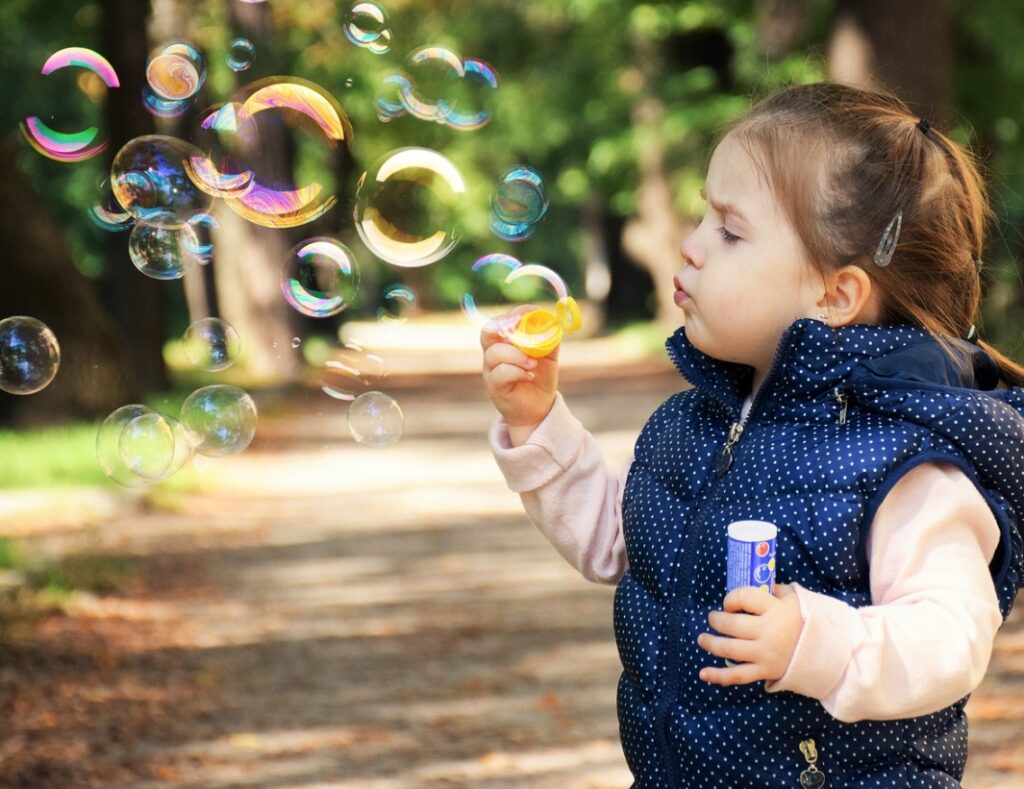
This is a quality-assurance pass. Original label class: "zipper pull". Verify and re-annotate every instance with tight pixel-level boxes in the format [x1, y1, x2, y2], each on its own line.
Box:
[714, 421, 744, 477]
[833, 387, 848, 425]
[798, 738, 826, 787]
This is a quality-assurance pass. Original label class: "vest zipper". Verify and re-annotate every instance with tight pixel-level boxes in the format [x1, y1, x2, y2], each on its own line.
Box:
[834, 387, 849, 425]
[714, 421, 745, 476]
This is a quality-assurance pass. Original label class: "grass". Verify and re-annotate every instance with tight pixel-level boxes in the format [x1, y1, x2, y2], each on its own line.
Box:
[0, 423, 108, 488]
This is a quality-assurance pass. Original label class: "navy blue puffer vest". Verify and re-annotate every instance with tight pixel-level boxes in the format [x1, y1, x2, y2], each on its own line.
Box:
[616, 318, 1024, 788]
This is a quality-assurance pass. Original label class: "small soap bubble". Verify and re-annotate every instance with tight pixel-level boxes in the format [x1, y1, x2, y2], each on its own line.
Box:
[183, 318, 241, 371]
[146, 41, 205, 101]
[377, 284, 416, 324]
[345, 77, 354, 88]
[89, 179, 134, 232]
[180, 384, 257, 457]
[348, 391, 403, 447]
[118, 411, 176, 480]
[354, 148, 465, 267]
[97, 405, 157, 487]
[0, 316, 61, 395]
[366, 28, 392, 55]
[141, 84, 190, 118]
[184, 212, 219, 264]
[321, 341, 385, 402]
[490, 166, 548, 241]
[282, 238, 361, 318]
[226, 38, 256, 72]
[460, 253, 523, 328]
[128, 222, 200, 280]
[344, 2, 389, 48]
[440, 57, 498, 131]
[291, 337, 302, 349]
[112, 135, 214, 228]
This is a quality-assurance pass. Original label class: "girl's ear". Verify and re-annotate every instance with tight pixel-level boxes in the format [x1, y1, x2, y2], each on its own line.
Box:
[818, 265, 880, 326]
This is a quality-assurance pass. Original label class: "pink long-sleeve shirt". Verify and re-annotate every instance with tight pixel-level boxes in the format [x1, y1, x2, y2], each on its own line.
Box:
[491, 392, 1003, 723]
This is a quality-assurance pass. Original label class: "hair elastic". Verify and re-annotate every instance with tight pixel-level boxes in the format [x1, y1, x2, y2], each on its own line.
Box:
[917, 118, 931, 135]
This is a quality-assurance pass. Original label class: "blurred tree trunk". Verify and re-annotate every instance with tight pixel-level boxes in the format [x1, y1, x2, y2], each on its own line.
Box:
[0, 144, 133, 427]
[208, 0, 301, 383]
[829, 0, 952, 122]
[98, 0, 168, 394]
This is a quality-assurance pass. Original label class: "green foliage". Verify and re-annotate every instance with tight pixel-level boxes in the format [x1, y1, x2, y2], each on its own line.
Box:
[0, 423, 108, 488]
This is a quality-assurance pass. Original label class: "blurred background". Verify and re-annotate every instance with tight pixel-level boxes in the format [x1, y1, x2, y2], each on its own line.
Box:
[1, 0, 1023, 787]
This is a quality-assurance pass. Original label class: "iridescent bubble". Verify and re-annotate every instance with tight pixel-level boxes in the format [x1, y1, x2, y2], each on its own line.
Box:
[97, 405, 160, 487]
[376, 72, 410, 122]
[118, 411, 176, 480]
[490, 166, 548, 241]
[227, 38, 256, 72]
[397, 46, 464, 123]
[321, 341, 385, 402]
[220, 79, 353, 229]
[0, 316, 61, 395]
[354, 147, 465, 267]
[282, 238, 360, 318]
[184, 212, 218, 264]
[89, 179, 135, 232]
[180, 385, 257, 457]
[183, 318, 241, 371]
[128, 223, 200, 280]
[344, 3, 389, 48]
[142, 84, 190, 118]
[112, 135, 214, 228]
[348, 391, 403, 448]
[146, 42, 205, 101]
[440, 57, 498, 131]
[21, 47, 119, 163]
[460, 253, 522, 328]
[367, 28, 392, 55]
[377, 284, 416, 324]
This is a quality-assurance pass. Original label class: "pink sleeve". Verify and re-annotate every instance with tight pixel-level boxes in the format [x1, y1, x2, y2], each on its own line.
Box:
[490, 392, 630, 585]
[765, 461, 1003, 722]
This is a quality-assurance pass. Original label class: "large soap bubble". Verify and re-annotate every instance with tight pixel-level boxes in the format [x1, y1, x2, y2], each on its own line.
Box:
[112, 135, 214, 228]
[0, 316, 61, 395]
[180, 385, 257, 457]
[348, 391, 403, 448]
[354, 147, 465, 267]
[282, 238, 361, 318]
[128, 222, 200, 280]
[20, 47, 119, 163]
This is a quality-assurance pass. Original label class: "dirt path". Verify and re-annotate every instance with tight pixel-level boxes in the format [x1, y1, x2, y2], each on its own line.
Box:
[1, 363, 1022, 788]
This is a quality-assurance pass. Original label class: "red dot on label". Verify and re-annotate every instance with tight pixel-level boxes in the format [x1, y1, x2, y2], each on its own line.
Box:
[756, 542, 769, 556]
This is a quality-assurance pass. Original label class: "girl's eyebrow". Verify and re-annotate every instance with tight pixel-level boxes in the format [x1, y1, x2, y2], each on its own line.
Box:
[699, 184, 751, 227]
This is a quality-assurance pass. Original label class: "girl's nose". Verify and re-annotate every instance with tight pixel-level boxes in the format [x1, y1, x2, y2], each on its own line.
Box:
[680, 230, 703, 269]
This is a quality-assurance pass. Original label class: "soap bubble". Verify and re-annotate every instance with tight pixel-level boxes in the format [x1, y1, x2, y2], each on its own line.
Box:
[112, 135, 214, 228]
[354, 147, 465, 267]
[348, 391, 403, 447]
[183, 318, 241, 371]
[397, 46, 464, 123]
[321, 341, 385, 402]
[184, 107, 256, 199]
[377, 284, 416, 323]
[282, 238, 361, 318]
[184, 212, 218, 263]
[367, 28, 392, 55]
[344, 3, 389, 49]
[97, 405, 160, 486]
[21, 48, 119, 162]
[490, 166, 548, 241]
[118, 411, 176, 480]
[146, 42, 205, 101]
[227, 38, 256, 71]
[0, 316, 61, 395]
[89, 179, 135, 232]
[216, 79, 353, 229]
[439, 58, 499, 131]
[128, 222, 200, 280]
[142, 84, 190, 118]
[460, 253, 523, 328]
[180, 385, 257, 457]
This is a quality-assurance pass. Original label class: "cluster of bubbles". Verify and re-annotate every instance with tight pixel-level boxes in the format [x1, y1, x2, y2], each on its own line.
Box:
[377, 46, 499, 131]
[97, 385, 257, 487]
[20, 17, 572, 457]
[0, 316, 61, 396]
[344, 2, 392, 55]
[490, 166, 549, 241]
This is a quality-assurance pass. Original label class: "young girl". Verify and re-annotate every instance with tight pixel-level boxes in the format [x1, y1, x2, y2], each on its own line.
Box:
[481, 82, 1024, 788]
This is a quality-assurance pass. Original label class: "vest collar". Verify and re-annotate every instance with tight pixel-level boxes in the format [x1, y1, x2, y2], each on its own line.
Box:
[665, 318, 997, 421]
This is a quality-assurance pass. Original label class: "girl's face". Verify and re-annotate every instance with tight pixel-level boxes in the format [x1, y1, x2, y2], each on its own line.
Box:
[675, 134, 824, 371]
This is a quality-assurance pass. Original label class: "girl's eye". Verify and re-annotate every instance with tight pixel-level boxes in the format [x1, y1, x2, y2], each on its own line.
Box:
[718, 226, 741, 244]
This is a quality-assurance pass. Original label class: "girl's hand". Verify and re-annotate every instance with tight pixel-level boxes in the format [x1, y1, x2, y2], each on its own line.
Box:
[696, 583, 803, 686]
[481, 306, 559, 430]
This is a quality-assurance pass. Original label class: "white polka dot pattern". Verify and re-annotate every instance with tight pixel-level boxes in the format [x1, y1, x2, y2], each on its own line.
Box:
[613, 318, 1024, 787]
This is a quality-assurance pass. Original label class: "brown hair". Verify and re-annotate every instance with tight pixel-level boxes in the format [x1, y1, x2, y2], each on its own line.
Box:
[722, 81, 1024, 387]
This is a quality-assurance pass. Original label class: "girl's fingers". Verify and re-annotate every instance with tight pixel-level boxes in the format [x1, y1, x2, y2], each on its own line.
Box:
[723, 586, 774, 615]
[696, 632, 756, 663]
[699, 661, 764, 687]
[479, 305, 539, 350]
[484, 342, 537, 373]
[707, 610, 760, 640]
[487, 362, 535, 388]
